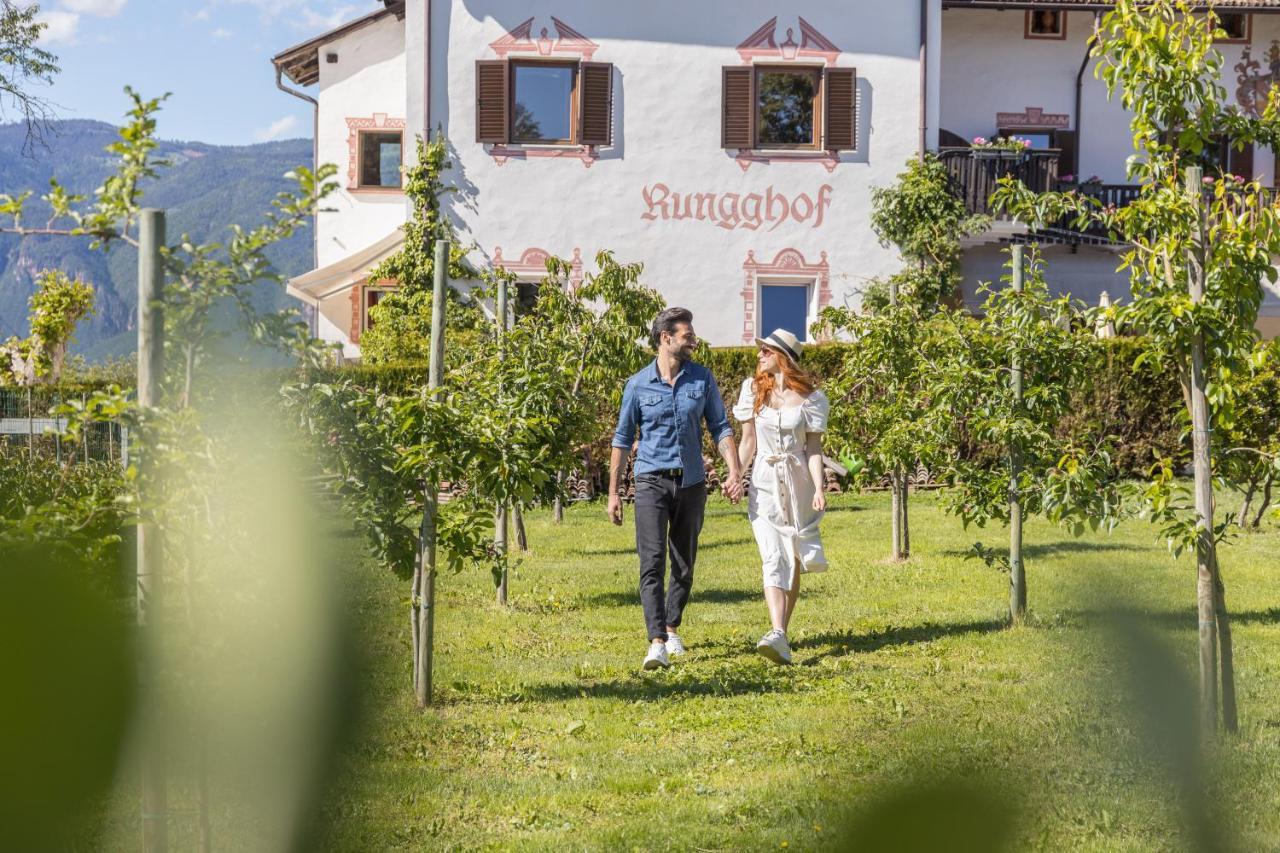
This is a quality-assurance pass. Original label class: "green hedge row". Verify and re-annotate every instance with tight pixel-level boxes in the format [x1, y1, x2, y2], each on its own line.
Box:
[313, 338, 1183, 478]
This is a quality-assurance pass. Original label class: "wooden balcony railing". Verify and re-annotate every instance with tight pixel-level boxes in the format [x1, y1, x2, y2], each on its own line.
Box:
[938, 147, 1061, 216]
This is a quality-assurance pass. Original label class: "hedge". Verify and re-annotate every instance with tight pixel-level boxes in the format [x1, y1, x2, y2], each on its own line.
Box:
[309, 337, 1184, 479]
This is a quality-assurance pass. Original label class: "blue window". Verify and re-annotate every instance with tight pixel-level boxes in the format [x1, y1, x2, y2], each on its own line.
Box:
[759, 283, 810, 341]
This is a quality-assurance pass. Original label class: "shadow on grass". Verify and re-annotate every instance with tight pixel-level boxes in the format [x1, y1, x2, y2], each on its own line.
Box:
[799, 618, 1008, 666]
[485, 618, 1010, 704]
[579, 586, 761, 608]
[1047, 606, 1280, 630]
[577, 536, 750, 557]
[939, 540, 1143, 560]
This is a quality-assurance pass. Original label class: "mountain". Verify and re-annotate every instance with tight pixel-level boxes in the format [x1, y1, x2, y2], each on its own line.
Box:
[0, 120, 316, 359]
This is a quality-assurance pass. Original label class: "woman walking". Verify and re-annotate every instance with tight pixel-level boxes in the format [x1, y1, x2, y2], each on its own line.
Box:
[732, 329, 830, 665]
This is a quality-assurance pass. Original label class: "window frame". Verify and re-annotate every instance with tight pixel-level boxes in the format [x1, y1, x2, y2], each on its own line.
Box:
[1214, 12, 1251, 44]
[1024, 9, 1067, 40]
[753, 64, 824, 151]
[756, 278, 815, 343]
[508, 59, 581, 146]
[355, 129, 405, 190]
[362, 283, 397, 333]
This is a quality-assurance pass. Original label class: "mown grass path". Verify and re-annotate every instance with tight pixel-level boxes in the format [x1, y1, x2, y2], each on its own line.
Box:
[321, 490, 1280, 851]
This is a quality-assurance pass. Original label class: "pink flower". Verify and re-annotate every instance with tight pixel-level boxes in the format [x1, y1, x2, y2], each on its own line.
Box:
[1060, 174, 1075, 182]
[1202, 176, 1215, 185]
[1233, 174, 1246, 184]
[973, 136, 987, 145]
[1022, 138, 1033, 148]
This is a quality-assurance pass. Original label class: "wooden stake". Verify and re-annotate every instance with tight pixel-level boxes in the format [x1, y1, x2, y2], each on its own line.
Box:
[495, 276, 510, 605]
[138, 208, 168, 853]
[416, 239, 449, 708]
[1009, 245, 1027, 624]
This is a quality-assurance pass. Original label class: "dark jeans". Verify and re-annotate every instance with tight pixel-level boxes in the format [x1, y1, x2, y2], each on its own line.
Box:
[634, 473, 707, 642]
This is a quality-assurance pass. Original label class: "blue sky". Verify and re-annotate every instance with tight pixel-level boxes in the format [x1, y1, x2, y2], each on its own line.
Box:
[29, 0, 379, 145]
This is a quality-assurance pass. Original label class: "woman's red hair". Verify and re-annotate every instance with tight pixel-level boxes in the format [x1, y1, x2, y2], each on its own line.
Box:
[752, 348, 817, 416]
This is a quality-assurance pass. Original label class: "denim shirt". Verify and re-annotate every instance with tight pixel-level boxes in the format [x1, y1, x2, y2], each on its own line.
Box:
[611, 360, 734, 487]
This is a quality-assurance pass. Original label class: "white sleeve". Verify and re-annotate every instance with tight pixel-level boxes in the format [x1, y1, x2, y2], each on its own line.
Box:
[731, 378, 755, 422]
[802, 390, 830, 433]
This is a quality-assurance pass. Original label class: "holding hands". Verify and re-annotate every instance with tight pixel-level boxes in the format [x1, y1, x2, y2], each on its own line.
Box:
[812, 491, 826, 512]
[721, 470, 744, 504]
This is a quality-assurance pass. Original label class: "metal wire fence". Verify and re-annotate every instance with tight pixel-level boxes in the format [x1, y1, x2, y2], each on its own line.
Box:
[0, 387, 128, 464]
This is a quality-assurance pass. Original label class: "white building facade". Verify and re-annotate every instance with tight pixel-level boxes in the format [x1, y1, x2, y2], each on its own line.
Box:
[273, 0, 1280, 357]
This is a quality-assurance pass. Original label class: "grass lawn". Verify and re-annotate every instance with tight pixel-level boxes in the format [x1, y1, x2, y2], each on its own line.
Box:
[318, 489, 1280, 851]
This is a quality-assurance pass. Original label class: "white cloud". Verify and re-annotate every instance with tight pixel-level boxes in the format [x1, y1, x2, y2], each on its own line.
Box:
[255, 115, 299, 142]
[36, 10, 81, 44]
[194, 8, 212, 22]
[300, 4, 361, 30]
[59, 0, 127, 17]
[212, 27, 232, 39]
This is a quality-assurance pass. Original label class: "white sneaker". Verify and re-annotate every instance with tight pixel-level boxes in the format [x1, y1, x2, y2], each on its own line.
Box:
[642, 640, 670, 670]
[665, 632, 686, 656]
[756, 629, 792, 665]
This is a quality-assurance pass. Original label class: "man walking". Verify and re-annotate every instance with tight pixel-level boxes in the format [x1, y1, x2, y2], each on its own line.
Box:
[608, 307, 744, 670]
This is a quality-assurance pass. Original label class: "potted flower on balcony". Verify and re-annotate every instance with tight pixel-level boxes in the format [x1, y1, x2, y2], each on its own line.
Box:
[970, 135, 1033, 160]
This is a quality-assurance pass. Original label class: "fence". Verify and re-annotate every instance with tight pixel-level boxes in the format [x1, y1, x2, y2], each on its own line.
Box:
[0, 387, 128, 464]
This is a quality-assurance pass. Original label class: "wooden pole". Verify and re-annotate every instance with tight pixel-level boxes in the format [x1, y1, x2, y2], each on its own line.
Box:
[495, 276, 510, 605]
[137, 208, 167, 853]
[27, 387, 33, 458]
[1183, 167, 1220, 734]
[887, 275, 907, 561]
[82, 393, 90, 464]
[416, 239, 449, 708]
[1009, 245, 1027, 624]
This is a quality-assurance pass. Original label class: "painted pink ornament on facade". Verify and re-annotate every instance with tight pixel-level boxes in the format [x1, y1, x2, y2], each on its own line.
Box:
[493, 246, 585, 291]
[489, 16, 598, 61]
[740, 249, 832, 344]
[995, 106, 1070, 129]
[345, 114, 406, 191]
[736, 16, 841, 65]
[641, 183, 834, 231]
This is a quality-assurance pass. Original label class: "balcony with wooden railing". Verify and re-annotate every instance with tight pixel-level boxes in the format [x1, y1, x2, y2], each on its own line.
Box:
[938, 147, 1142, 246]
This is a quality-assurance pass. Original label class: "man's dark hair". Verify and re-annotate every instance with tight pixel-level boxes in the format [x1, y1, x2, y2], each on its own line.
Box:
[651, 307, 693, 348]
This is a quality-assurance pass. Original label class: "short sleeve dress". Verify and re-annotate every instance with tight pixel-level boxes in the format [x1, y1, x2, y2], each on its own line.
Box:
[732, 379, 830, 590]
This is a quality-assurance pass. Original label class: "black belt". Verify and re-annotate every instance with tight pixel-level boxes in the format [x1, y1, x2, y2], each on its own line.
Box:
[649, 468, 683, 479]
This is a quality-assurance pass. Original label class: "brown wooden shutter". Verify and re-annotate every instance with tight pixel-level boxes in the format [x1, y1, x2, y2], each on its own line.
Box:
[579, 62, 613, 146]
[476, 60, 508, 144]
[823, 67, 856, 151]
[1054, 129, 1078, 177]
[1230, 140, 1255, 180]
[722, 67, 753, 149]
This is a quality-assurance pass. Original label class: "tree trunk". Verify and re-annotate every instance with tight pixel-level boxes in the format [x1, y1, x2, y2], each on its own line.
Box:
[513, 503, 528, 552]
[495, 504, 509, 605]
[900, 475, 910, 558]
[1185, 166, 1222, 734]
[890, 470, 903, 561]
[410, 548, 422, 693]
[553, 470, 565, 524]
[1236, 480, 1257, 528]
[1250, 473, 1274, 529]
[1214, 559, 1239, 734]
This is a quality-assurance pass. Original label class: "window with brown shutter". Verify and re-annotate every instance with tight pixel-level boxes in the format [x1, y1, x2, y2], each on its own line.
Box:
[476, 60, 509, 144]
[724, 65, 856, 152]
[823, 68, 856, 151]
[722, 66, 753, 149]
[579, 62, 613, 146]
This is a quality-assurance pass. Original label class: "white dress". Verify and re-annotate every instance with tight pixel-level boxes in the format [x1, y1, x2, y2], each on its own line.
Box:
[732, 379, 830, 590]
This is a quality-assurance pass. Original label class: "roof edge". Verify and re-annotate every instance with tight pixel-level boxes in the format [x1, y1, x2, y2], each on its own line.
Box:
[272, 1, 405, 87]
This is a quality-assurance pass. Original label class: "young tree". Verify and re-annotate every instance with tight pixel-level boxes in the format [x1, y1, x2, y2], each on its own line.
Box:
[0, 0, 59, 153]
[0, 269, 94, 385]
[934, 245, 1120, 622]
[993, 0, 1280, 732]
[819, 299, 964, 561]
[527, 251, 665, 522]
[826, 155, 987, 559]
